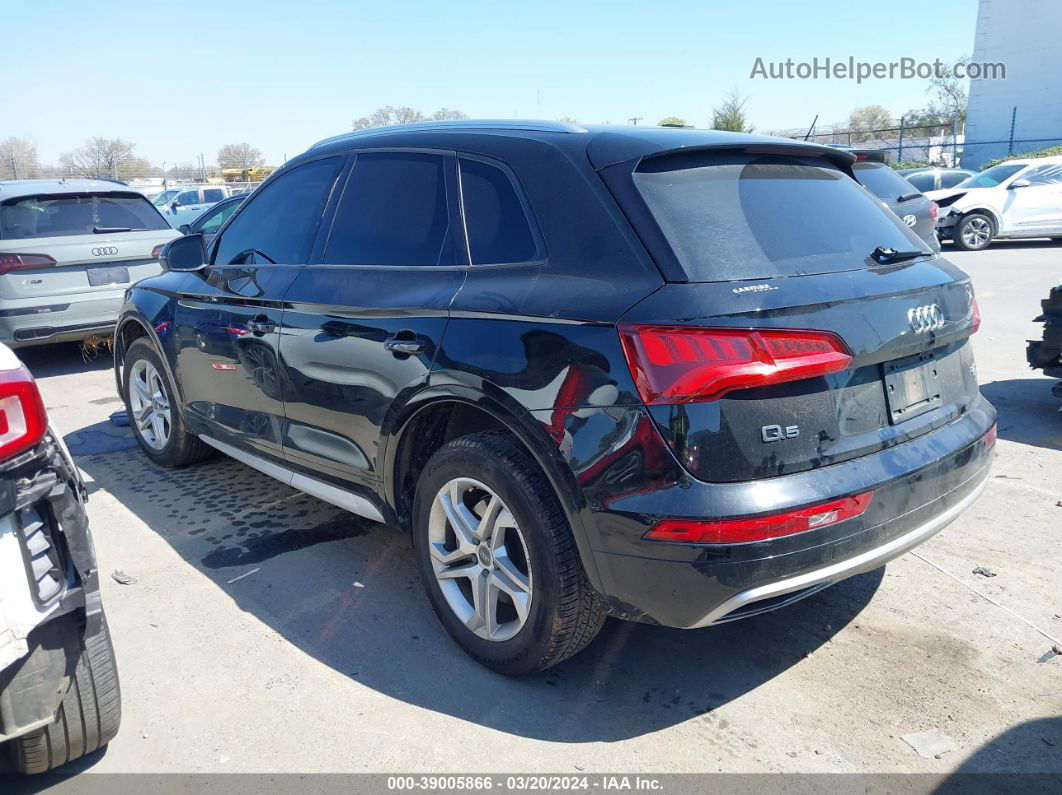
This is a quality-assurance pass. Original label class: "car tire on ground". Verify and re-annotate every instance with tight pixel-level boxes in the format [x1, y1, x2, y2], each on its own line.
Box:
[412, 432, 606, 675]
[11, 616, 121, 775]
[122, 338, 213, 467]
[953, 212, 995, 251]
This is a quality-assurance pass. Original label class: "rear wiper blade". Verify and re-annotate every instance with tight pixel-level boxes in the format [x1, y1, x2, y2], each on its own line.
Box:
[870, 246, 931, 264]
[896, 192, 922, 203]
[93, 226, 133, 233]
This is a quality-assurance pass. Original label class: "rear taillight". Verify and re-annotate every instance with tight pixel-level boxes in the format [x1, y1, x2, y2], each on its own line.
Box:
[971, 296, 981, 333]
[0, 254, 57, 276]
[929, 201, 939, 222]
[619, 325, 852, 404]
[151, 244, 165, 259]
[645, 491, 874, 545]
[984, 424, 997, 448]
[0, 364, 48, 460]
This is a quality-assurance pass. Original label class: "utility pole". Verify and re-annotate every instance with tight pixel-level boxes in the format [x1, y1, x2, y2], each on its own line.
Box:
[628, 116, 643, 126]
[9, 156, 19, 180]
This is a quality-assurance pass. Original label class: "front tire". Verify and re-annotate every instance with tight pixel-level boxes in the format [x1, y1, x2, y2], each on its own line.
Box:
[953, 212, 995, 250]
[123, 338, 213, 467]
[11, 617, 121, 774]
[412, 433, 605, 675]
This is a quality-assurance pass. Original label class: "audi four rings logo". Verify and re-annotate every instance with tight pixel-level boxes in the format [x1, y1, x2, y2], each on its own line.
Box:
[91, 246, 118, 256]
[908, 304, 945, 333]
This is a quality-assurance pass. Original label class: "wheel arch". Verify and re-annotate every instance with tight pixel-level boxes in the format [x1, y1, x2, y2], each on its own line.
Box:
[381, 386, 604, 593]
[114, 312, 187, 420]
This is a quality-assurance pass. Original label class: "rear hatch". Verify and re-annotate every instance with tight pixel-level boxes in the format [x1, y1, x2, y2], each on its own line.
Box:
[0, 191, 177, 301]
[600, 145, 981, 483]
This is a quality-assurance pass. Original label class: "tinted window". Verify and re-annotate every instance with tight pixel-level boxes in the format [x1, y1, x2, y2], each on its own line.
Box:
[177, 190, 200, 206]
[852, 162, 918, 201]
[459, 157, 539, 263]
[323, 152, 454, 266]
[0, 192, 170, 239]
[214, 157, 341, 266]
[631, 152, 925, 282]
[1024, 164, 1062, 185]
[906, 173, 935, 192]
[203, 188, 226, 202]
[956, 164, 1026, 189]
[940, 171, 969, 188]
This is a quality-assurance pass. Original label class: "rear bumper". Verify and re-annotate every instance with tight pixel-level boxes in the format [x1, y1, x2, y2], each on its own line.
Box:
[545, 395, 995, 628]
[0, 291, 124, 348]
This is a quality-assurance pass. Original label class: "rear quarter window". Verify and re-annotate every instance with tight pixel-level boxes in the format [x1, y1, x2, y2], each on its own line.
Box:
[0, 192, 170, 239]
[630, 151, 925, 282]
[459, 157, 542, 264]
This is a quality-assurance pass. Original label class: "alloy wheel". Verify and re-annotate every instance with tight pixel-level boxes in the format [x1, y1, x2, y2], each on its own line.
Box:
[427, 477, 533, 642]
[962, 216, 991, 248]
[128, 360, 171, 450]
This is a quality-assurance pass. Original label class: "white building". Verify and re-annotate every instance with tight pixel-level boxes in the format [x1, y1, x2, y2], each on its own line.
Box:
[962, 0, 1062, 168]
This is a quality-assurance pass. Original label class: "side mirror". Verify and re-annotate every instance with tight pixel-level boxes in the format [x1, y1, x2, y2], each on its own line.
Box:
[1008, 178, 1031, 189]
[178, 223, 191, 234]
[160, 234, 207, 272]
[170, 201, 179, 212]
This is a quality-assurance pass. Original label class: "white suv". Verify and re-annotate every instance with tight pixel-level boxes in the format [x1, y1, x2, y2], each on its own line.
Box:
[0, 180, 178, 348]
[928, 155, 1062, 250]
[152, 184, 232, 228]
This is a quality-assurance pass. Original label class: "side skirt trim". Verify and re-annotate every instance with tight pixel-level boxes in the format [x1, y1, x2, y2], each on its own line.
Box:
[199, 435, 386, 524]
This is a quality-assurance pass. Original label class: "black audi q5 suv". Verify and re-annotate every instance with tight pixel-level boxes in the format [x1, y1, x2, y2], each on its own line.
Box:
[114, 121, 995, 674]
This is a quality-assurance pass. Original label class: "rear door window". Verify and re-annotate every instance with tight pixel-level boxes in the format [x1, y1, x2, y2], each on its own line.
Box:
[459, 157, 541, 264]
[323, 151, 456, 266]
[203, 188, 226, 202]
[630, 151, 924, 282]
[905, 172, 935, 192]
[213, 157, 342, 266]
[0, 192, 170, 239]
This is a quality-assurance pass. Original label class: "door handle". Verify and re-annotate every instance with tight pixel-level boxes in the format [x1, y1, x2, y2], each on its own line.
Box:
[247, 316, 276, 335]
[384, 336, 425, 355]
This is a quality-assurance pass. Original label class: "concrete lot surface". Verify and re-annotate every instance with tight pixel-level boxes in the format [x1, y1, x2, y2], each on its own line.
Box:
[11, 242, 1062, 776]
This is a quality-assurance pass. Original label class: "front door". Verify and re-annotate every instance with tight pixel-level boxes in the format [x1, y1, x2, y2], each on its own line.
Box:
[173, 156, 344, 461]
[1006, 163, 1062, 233]
[278, 150, 466, 488]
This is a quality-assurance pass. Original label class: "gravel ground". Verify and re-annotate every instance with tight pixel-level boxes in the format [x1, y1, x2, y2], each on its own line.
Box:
[12, 240, 1062, 778]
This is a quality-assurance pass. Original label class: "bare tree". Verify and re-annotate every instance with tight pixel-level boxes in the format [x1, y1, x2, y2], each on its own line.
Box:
[59, 137, 149, 179]
[352, 105, 469, 130]
[0, 137, 40, 180]
[217, 143, 265, 171]
[711, 90, 754, 133]
[848, 104, 894, 142]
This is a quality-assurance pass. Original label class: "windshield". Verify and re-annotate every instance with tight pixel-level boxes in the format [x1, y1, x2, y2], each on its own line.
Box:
[153, 189, 179, 206]
[955, 164, 1027, 189]
[851, 162, 920, 201]
[631, 152, 925, 282]
[0, 192, 170, 239]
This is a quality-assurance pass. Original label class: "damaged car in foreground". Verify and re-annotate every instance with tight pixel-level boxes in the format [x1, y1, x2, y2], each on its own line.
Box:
[1027, 281, 1062, 402]
[0, 343, 120, 773]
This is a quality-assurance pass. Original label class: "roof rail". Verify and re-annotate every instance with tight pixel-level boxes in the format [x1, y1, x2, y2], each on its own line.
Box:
[311, 119, 587, 149]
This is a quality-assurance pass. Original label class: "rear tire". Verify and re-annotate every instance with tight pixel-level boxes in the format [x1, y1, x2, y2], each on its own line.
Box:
[953, 212, 995, 250]
[122, 338, 213, 467]
[412, 432, 605, 675]
[12, 616, 122, 775]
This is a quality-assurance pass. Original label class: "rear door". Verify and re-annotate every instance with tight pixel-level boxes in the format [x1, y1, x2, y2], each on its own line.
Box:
[172, 156, 344, 460]
[602, 148, 981, 483]
[277, 149, 465, 488]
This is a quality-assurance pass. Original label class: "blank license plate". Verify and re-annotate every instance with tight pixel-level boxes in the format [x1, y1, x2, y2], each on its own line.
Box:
[883, 351, 944, 423]
[87, 265, 130, 286]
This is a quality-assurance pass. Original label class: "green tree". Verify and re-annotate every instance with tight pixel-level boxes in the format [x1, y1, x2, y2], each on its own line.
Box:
[848, 104, 893, 142]
[711, 91, 753, 133]
[658, 116, 688, 127]
[352, 105, 468, 130]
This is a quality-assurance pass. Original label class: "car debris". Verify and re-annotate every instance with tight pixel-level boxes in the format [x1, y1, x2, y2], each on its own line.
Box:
[111, 569, 137, 585]
[901, 729, 956, 759]
[1027, 282, 1062, 404]
[972, 566, 997, 578]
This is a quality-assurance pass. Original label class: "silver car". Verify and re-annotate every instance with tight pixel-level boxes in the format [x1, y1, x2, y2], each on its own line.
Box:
[0, 179, 177, 347]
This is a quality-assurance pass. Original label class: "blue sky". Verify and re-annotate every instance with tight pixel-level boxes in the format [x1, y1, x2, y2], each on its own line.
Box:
[9, 0, 979, 167]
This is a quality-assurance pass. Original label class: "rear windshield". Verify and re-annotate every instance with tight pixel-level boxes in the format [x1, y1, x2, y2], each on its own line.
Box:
[0, 192, 170, 240]
[632, 152, 924, 282]
[851, 162, 919, 201]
